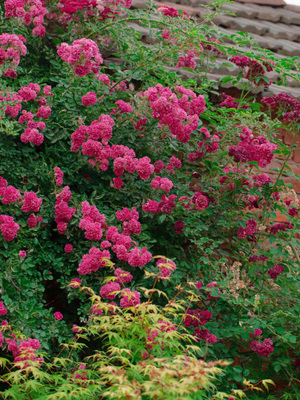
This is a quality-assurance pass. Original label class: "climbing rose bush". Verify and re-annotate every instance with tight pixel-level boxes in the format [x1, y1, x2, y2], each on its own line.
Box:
[0, 0, 299, 398]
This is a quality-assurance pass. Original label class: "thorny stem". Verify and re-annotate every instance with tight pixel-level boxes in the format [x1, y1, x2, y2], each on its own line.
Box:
[290, 243, 300, 264]
[72, 91, 78, 107]
[237, 82, 248, 109]
[6, 272, 22, 292]
[261, 129, 298, 227]
[273, 130, 297, 190]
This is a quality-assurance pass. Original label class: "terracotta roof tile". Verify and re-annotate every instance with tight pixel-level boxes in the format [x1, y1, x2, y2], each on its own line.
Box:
[262, 21, 300, 41]
[224, 3, 273, 20]
[213, 15, 269, 35]
[131, 0, 300, 98]
[276, 39, 300, 56]
[280, 8, 300, 25]
[233, 0, 285, 6]
[284, 4, 300, 13]
[246, 4, 284, 21]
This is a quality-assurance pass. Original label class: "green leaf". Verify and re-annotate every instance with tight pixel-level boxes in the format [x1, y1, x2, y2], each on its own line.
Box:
[220, 76, 233, 84]
[158, 214, 166, 223]
[274, 364, 281, 372]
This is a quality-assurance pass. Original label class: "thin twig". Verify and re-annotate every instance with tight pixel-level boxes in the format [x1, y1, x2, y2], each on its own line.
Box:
[290, 243, 300, 264]
[7, 275, 22, 291]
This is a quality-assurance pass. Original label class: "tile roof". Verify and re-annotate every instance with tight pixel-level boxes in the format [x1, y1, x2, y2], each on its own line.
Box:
[129, 0, 300, 99]
[234, 0, 285, 6]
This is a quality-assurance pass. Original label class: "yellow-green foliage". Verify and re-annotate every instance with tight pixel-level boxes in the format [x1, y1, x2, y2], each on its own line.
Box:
[0, 282, 233, 400]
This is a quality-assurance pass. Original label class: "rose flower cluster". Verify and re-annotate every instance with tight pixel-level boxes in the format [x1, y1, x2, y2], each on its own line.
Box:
[57, 38, 104, 76]
[141, 84, 206, 143]
[4, 0, 48, 37]
[0, 33, 27, 78]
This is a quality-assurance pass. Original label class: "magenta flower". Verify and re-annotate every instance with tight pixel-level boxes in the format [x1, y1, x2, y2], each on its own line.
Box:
[0, 301, 8, 316]
[54, 312, 63, 320]
[64, 244, 73, 253]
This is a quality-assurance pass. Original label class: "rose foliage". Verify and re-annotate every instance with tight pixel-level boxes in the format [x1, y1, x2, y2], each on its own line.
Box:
[0, 0, 299, 399]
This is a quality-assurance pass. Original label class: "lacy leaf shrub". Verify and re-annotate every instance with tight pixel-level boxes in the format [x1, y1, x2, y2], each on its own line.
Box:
[0, 281, 235, 399]
[0, 0, 299, 398]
